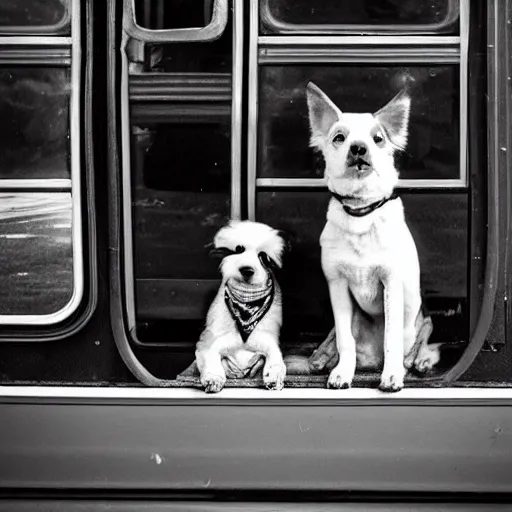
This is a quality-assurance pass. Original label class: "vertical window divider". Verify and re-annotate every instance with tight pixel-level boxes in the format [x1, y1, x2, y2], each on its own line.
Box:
[231, 0, 243, 220]
[247, 0, 259, 221]
[119, 30, 137, 333]
[459, 0, 470, 187]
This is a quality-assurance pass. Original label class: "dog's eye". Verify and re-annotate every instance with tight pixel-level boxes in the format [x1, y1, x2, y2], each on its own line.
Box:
[332, 133, 346, 144]
[235, 245, 245, 254]
[373, 134, 384, 144]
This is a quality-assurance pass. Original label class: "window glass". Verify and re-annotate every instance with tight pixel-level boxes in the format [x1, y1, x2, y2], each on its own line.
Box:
[0, 193, 73, 316]
[0, 68, 70, 180]
[256, 191, 468, 344]
[129, 0, 231, 73]
[133, 0, 212, 30]
[130, 121, 231, 336]
[0, 0, 70, 34]
[258, 66, 460, 182]
[140, 36, 232, 74]
[131, 123, 231, 281]
[261, 0, 458, 34]
[126, 0, 236, 344]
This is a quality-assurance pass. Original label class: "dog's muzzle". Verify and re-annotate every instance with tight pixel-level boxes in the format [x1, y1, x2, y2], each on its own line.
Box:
[347, 156, 371, 172]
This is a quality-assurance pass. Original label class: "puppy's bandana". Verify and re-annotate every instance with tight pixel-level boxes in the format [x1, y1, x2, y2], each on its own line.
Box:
[225, 277, 274, 341]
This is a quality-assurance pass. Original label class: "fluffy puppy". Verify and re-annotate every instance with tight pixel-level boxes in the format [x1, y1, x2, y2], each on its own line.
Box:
[299, 82, 441, 392]
[196, 220, 288, 393]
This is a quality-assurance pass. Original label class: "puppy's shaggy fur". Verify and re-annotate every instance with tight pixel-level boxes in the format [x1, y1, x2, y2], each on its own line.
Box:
[196, 220, 288, 393]
[296, 82, 441, 392]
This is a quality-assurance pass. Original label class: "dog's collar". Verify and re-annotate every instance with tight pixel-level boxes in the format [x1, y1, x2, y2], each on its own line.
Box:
[331, 192, 399, 217]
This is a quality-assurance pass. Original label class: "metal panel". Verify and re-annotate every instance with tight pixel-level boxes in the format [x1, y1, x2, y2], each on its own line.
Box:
[1, 396, 512, 492]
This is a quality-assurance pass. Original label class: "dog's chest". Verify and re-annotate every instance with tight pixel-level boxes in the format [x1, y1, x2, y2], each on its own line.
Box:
[321, 223, 391, 314]
[322, 221, 389, 269]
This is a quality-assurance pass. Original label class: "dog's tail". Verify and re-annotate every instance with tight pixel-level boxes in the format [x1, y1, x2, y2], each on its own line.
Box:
[284, 355, 314, 375]
[284, 328, 338, 375]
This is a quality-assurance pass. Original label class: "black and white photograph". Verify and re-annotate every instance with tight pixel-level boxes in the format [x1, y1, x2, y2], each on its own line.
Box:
[0, 0, 510, 509]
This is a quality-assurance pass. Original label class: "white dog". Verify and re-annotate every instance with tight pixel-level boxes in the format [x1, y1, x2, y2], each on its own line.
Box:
[302, 82, 441, 392]
[196, 220, 288, 393]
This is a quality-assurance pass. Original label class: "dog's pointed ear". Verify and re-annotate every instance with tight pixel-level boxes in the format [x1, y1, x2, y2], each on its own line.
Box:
[374, 88, 411, 151]
[306, 82, 341, 150]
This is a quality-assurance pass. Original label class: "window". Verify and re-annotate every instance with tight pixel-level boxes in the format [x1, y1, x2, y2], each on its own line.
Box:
[0, 0, 71, 34]
[0, 0, 93, 333]
[260, 0, 460, 34]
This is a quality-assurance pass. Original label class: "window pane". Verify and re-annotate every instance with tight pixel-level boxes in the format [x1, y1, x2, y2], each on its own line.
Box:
[258, 66, 459, 181]
[0, 68, 71, 180]
[0, 0, 70, 34]
[256, 191, 468, 343]
[261, 0, 458, 34]
[134, 0, 211, 30]
[131, 123, 231, 281]
[139, 37, 231, 74]
[0, 193, 73, 316]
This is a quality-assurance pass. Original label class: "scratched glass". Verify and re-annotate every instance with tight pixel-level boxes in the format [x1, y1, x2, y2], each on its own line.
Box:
[0, 193, 73, 316]
[0, 0, 70, 34]
[0, 68, 71, 180]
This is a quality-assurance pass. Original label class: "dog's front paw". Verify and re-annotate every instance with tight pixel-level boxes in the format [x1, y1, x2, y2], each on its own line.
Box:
[378, 371, 404, 393]
[263, 363, 286, 390]
[201, 373, 226, 394]
[327, 364, 354, 389]
[414, 343, 441, 374]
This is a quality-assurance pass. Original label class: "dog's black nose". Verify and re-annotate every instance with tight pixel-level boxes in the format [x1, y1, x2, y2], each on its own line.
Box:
[350, 143, 367, 156]
[239, 266, 255, 279]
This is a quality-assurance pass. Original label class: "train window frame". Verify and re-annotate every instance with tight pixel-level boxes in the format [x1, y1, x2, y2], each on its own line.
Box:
[0, 0, 97, 339]
[108, 0, 503, 391]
